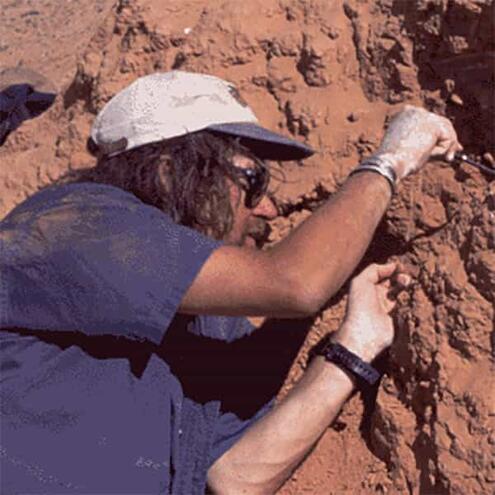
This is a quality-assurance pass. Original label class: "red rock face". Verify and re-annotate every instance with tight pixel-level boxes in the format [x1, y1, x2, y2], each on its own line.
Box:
[1, 0, 493, 493]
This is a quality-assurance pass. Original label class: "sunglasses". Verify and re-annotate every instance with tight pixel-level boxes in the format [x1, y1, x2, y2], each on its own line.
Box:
[233, 161, 270, 209]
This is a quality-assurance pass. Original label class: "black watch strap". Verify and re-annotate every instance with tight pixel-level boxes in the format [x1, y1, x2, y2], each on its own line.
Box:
[320, 342, 381, 388]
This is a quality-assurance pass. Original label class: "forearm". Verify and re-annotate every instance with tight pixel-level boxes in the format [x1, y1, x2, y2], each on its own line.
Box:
[270, 171, 391, 309]
[207, 356, 355, 494]
[181, 107, 458, 318]
[180, 171, 391, 318]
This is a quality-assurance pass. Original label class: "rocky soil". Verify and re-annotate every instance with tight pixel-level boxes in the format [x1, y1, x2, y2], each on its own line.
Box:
[1, 0, 494, 493]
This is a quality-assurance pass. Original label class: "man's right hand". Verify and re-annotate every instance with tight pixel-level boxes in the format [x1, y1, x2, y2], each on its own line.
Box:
[183, 108, 450, 320]
[374, 105, 462, 182]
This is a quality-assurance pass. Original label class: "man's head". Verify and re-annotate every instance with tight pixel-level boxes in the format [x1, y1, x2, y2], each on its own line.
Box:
[83, 131, 277, 246]
[76, 71, 313, 245]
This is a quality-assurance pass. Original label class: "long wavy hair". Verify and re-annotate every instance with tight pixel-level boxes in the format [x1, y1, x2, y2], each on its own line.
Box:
[55, 131, 268, 239]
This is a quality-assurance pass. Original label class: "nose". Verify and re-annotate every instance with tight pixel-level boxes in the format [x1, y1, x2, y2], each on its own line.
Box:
[252, 194, 278, 219]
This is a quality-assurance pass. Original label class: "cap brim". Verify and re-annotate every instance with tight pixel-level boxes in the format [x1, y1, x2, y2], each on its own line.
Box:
[206, 122, 315, 161]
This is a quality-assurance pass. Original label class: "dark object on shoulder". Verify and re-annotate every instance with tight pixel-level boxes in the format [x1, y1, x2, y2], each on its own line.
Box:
[0, 68, 57, 146]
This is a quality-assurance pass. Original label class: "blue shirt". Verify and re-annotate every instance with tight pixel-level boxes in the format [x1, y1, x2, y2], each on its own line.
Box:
[0, 183, 273, 494]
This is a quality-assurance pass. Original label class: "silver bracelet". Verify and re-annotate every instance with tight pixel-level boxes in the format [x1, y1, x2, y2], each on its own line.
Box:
[350, 156, 397, 193]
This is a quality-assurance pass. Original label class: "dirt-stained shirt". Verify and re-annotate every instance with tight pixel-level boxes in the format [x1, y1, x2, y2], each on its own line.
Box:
[0, 182, 272, 494]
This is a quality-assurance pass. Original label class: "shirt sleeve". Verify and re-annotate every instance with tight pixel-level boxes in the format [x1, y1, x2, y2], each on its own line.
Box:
[3, 183, 222, 344]
[209, 398, 275, 468]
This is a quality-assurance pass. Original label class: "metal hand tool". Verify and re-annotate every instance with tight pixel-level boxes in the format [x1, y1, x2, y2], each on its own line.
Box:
[453, 152, 495, 177]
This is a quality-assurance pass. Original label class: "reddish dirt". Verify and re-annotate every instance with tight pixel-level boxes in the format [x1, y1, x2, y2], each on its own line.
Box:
[1, 1, 494, 494]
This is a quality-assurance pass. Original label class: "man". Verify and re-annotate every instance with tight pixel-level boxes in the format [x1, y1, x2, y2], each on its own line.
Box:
[0, 71, 460, 494]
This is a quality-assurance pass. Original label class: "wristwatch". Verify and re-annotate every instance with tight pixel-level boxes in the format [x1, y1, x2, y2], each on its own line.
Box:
[319, 341, 381, 389]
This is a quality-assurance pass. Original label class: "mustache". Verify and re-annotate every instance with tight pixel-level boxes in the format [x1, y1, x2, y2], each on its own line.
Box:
[248, 221, 272, 247]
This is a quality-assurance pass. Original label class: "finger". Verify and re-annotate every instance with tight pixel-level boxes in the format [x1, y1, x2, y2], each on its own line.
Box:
[446, 141, 460, 162]
[443, 140, 463, 162]
[361, 261, 398, 284]
[431, 139, 454, 157]
[431, 135, 456, 156]
[378, 284, 396, 312]
[438, 117, 456, 140]
[384, 298, 396, 313]
[431, 118, 457, 158]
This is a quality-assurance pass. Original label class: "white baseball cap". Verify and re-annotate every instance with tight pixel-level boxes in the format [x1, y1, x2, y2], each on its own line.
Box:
[90, 71, 314, 160]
